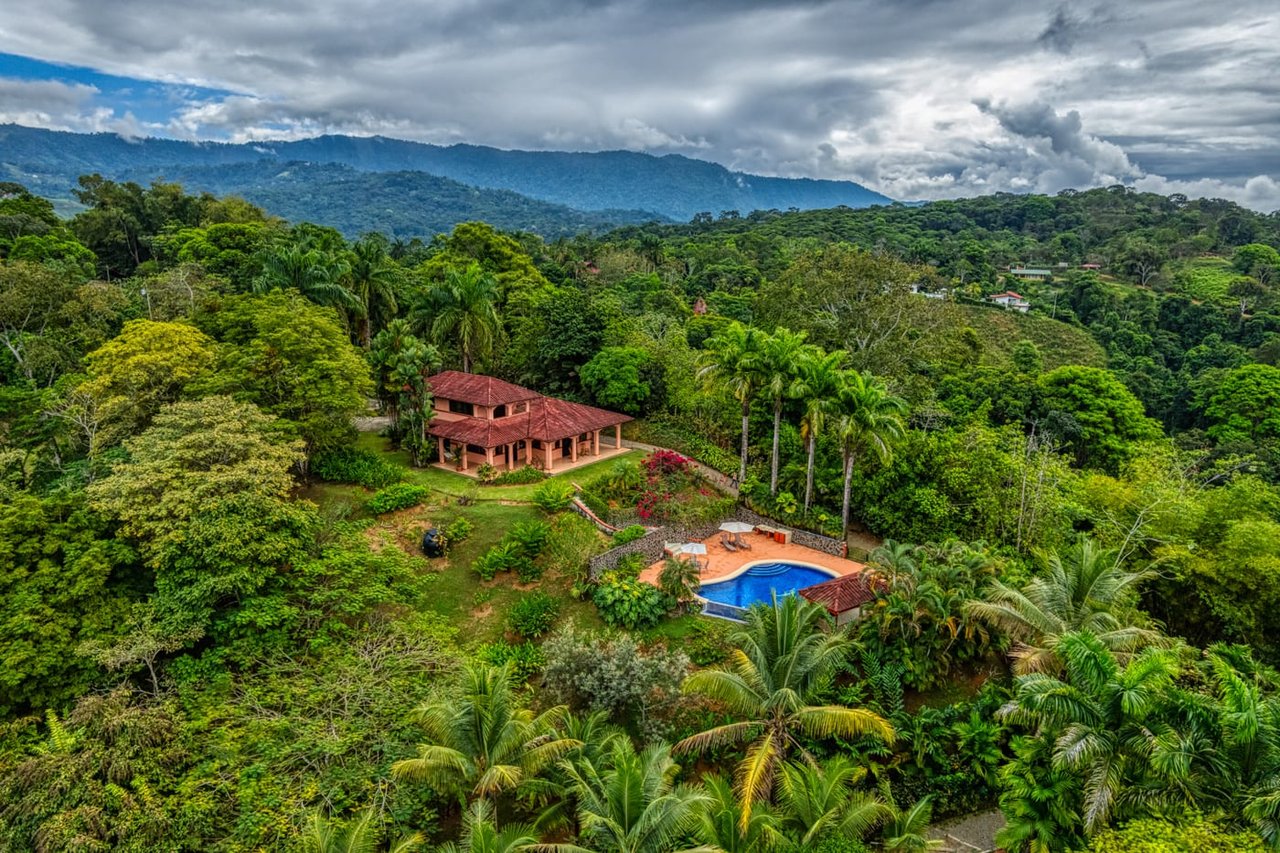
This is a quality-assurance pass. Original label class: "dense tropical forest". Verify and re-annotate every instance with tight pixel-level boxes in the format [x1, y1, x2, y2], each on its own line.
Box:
[3, 175, 1280, 852]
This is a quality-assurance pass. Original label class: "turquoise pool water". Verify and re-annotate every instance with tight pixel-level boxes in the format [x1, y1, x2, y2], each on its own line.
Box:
[699, 562, 837, 609]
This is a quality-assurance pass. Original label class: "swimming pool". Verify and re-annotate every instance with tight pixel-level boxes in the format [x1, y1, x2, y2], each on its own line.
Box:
[698, 561, 839, 611]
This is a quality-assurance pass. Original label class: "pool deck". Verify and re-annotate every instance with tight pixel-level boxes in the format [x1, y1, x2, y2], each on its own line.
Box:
[639, 529, 867, 585]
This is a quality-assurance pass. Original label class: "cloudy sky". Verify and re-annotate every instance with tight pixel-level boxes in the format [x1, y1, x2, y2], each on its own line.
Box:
[1, 0, 1277, 210]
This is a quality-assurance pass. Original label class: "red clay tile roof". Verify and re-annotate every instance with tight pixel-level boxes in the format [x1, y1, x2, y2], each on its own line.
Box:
[799, 571, 883, 615]
[426, 371, 540, 407]
[426, 380, 631, 448]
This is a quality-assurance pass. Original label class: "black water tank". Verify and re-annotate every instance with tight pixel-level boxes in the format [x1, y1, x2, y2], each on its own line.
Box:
[421, 528, 446, 557]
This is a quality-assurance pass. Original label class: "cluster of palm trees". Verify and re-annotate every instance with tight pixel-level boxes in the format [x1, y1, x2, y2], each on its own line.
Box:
[253, 234, 502, 372]
[698, 322, 906, 530]
[339, 595, 930, 853]
[995, 631, 1280, 851]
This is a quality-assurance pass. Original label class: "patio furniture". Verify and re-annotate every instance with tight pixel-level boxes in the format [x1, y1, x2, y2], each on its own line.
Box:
[719, 520, 754, 550]
[720, 532, 739, 552]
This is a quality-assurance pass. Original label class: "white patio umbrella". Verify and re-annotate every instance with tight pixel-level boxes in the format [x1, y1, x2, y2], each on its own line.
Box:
[680, 542, 708, 555]
[718, 521, 753, 534]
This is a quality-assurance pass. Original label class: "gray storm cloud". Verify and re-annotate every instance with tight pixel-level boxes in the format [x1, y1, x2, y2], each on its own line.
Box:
[0, 0, 1276, 210]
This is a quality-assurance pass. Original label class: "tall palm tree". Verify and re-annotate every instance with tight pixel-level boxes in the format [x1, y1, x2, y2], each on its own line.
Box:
[775, 756, 887, 849]
[301, 807, 422, 853]
[347, 234, 402, 348]
[546, 740, 713, 853]
[424, 263, 500, 373]
[964, 537, 1162, 674]
[834, 371, 906, 532]
[255, 242, 357, 311]
[697, 322, 766, 484]
[440, 800, 538, 853]
[760, 329, 810, 495]
[792, 348, 846, 511]
[999, 631, 1183, 833]
[675, 595, 894, 830]
[531, 711, 626, 837]
[391, 663, 579, 808]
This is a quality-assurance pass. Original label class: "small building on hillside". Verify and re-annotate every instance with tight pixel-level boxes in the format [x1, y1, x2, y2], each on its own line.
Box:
[425, 371, 631, 474]
[799, 572, 883, 625]
[987, 290, 1031, 312]
[1080, 263, 1102, 270]
[1009, 267, 1052, 281]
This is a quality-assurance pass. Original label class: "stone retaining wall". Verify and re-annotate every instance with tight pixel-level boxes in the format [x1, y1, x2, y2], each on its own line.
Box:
[587, 507, 848, 579]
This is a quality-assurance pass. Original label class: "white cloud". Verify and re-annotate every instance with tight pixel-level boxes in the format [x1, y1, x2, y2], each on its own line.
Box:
[0, 0, 1275, 210]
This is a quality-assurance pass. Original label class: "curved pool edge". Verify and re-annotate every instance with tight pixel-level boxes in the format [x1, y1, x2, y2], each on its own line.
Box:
[697, 558, 842, 590]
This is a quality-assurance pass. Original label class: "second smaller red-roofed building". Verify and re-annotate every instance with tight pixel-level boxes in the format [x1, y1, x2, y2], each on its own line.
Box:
[425, 371, 632, 474]
[799, 571, 884, 625]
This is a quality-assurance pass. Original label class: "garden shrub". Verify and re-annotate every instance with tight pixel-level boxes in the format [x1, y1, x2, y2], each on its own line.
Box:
[365, 483, 431, 514]
[541, 627, 690, 723]
[592, 572, 671, 629]
[614, 553, 648, 578]
[542, 514, 604, 582]
[311, 447, 402, 489]
[611, 524, 648, 546]
[508, 520, 551, 559]
[442, 516, 474, 551]
[491, 465, 547, 485]
[475, 462, 498, 483]
[508, 591, 560, 638]
[473, 541, 521, 581]
[686, 618, 733, 666]
[513, 556, 542, 583]
[1083, 814, 1267, 852]
[475, 640, 544, 682]
[532, 479, 576, 513]
[633, 418, 738, 475]
[578, 488, 610, 520]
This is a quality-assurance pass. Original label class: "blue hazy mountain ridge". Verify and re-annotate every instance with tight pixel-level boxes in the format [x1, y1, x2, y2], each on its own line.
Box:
[0, 123, 894, 224]
[117, 160, 668, 239]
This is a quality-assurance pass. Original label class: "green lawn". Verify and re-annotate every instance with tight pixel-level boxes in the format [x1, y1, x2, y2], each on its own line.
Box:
[354, 431, 641, 502]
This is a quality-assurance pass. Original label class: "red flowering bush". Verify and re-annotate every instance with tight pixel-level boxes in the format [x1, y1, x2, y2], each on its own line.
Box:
[643, 449, 691, 480]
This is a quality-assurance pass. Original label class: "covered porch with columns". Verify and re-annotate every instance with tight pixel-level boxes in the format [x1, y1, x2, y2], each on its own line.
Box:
[433, 423, 627, 477]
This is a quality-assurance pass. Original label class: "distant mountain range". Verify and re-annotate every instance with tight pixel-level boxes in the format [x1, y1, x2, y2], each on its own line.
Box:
[0, 124, 893, 237]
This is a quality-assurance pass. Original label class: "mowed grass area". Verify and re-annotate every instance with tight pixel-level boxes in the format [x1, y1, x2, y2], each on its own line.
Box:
[358, 497, 607, 644]
[299, 430, 728, 647]
[352, 431, 643, 502]
[298, 431, 648, 645]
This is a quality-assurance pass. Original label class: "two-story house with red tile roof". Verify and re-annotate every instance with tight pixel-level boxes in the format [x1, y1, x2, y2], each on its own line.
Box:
[425, 371, 632, 474]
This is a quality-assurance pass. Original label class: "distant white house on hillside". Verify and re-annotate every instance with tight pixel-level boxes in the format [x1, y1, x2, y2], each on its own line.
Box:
[987, 290, 1030, 312]
[1009, 267, 1052, 281]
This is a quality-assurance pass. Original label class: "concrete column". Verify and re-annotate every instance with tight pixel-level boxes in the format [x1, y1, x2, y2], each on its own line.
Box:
[545, 443, 554, 471]
[460, 445, 468, 471]
[485, 447, 494, 467]
[570, 435, 578, 463]
[593, 430, 600, 455]
[614, 423, 622, 449]
[507, 443, 516, 470]
[437, 436, 445, 465]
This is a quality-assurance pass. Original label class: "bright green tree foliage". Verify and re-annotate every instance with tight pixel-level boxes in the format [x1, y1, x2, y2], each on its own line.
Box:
[198, 292, 372, 453]
[1036, 366, 1160, 472]
[0, 493, 137, 714]
[87, 396, 302, 560]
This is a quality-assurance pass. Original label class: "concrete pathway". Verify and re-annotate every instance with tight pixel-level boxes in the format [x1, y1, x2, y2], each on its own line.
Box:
[621, 439, 739, 496]
[928, 809, 1003, 852]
